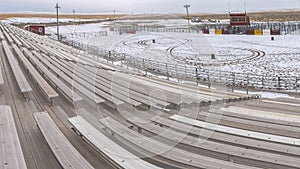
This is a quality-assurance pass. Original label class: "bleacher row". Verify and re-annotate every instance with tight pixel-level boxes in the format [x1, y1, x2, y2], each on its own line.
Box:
[1, 23, 259, 107]
[1, 22, 300, 168]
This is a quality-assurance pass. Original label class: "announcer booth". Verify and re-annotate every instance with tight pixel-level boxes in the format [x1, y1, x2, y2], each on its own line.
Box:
[25, 25, 45, 35]
[229, 13, 250, 26]
[229, 12, 250, 34]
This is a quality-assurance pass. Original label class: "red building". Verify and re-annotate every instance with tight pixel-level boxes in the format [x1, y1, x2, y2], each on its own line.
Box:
[229, 13, 250, 26]
[25, 25, 45, 35]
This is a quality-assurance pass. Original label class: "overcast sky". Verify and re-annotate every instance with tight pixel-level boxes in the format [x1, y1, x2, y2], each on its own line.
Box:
[1, 0, 299, 14]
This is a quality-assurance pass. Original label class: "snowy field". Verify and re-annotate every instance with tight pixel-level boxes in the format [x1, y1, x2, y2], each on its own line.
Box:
[205, 35, 300, 77]
[89, 32, 300, 77]
[46, 22, 108, 34]
[47, 19, 300, 79]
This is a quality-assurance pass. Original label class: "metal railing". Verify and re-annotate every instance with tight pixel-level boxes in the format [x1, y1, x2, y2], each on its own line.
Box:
[64, 31, 108, 39]
[112, 21, 300, 35]
[57, 36, 300, 92]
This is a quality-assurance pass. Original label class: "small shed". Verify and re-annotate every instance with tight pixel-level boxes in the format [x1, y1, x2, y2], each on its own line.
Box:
[25, 25, 45, 35]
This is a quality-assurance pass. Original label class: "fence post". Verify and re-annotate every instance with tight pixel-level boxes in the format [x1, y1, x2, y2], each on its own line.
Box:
[175, 64, 179, 83]
[246, 74, 249, 94]
[195, 68, 199, 86]
[127, 56, 130, 69]
[232, 72, 235, 92]
[121, 55, 124, 68]
[166, 63, 169, 80]
[208, 71, 211, 89]
[296, 77, 298, 92]
[278, 76, 281, 90]
[261, 76, 264, 89]
[143, 59, 147, 76]
[295, 77, 298, 93]
[156, 62, 159, 73]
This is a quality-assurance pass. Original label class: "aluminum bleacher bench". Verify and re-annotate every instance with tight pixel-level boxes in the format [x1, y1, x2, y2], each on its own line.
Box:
[262, 99, 300, 107]
[174, 107, 300, 137]
[34, 51, 104, 104]
[0, 51, 4, 86]
[203, 109, 300, 135]
[68, 116, 162, 169]
[170, 114, 300, 146]
[49, 55, 141, 107]
[12, 44, 59, 103]
[126, 115, 300, 168]
[152, 115, 300, 157]
[38, 52, 123, 106]
[96, 70, 171, 107]
[8, 32, 22, 46]
[0, 29, 5, 40]
[0, 105, 27, 169]
[2, 41, 32, 94]
[221, 106, 300, 125]
[22, 48, 82, 104]
[2, 31, 13, 44]
[99, 117, 260, 169]
[34, 112, 94, 169]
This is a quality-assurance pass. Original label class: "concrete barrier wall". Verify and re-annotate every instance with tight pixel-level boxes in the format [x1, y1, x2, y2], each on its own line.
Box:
[263, 29, 271, 36]
[215, 29, 222, 34]
[254, 29, 263, 35]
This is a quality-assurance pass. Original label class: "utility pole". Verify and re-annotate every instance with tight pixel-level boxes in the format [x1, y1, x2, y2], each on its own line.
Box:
[244, 0, 247, 13]
[113, 10, 116, 19]
[184, 4, 191, 33]
[73, 9, 76, 23]
[55, 3, 61, 41]
[227, 0, 231, 13]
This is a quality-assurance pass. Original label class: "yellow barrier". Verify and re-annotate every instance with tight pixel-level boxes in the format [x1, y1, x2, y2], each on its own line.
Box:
[215, 29, 222, 35]
[254, 29, 263, 35]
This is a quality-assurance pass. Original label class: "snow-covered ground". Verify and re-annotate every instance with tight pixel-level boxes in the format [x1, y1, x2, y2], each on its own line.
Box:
[46, 22, 108, 34]
[97, 32, 300, 77]
[204, 35, 300, 77]
[47, 19, 300, 79]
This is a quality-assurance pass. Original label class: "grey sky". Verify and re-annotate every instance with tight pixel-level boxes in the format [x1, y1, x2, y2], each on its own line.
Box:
[0, 0, 299, 14]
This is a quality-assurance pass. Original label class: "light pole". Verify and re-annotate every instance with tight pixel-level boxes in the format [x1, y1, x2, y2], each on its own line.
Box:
[55, 3, 61, 41]
[184, 4, 191, 32]
[73, 9, 76, 23]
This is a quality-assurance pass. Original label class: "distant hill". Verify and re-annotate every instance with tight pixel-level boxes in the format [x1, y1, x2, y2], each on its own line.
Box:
[183, 10, 300, 22]
[1, 10, 300, 22]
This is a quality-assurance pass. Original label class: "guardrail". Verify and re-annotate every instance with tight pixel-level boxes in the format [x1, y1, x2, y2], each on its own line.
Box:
[57, 36, 300, 93]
